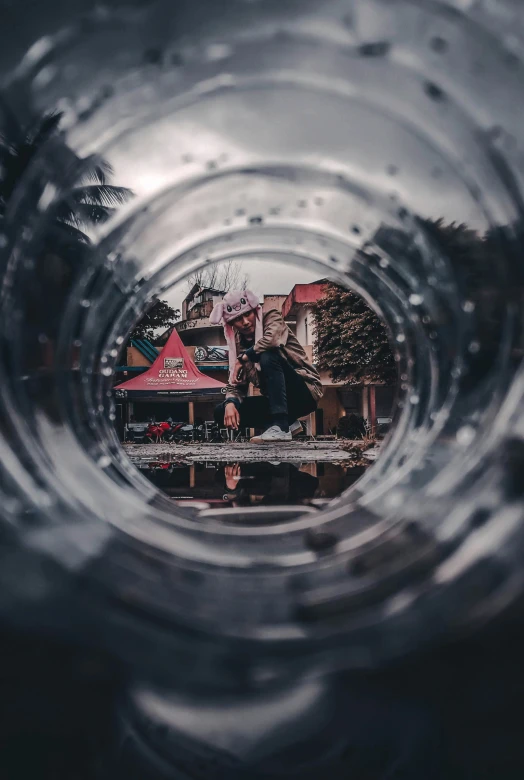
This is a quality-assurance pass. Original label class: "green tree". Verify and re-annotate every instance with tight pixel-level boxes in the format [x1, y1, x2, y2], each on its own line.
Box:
[423, 218, 505, 384]
[130, 299, 181, 342]
[312, 283, 396, 385]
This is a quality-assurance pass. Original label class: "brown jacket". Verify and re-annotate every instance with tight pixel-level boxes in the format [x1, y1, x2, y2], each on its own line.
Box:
[225, 309, 323, 403]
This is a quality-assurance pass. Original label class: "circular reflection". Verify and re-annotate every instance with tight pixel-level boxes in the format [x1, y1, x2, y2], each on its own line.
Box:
[118, 257, 396, 514]
[1, 0, 524, 775]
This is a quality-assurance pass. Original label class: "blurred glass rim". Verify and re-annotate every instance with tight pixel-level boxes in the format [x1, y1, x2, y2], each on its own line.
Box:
[0, 0, 523, 680]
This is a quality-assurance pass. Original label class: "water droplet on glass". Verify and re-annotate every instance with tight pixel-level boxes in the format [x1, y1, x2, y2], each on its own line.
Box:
[409, 293, 423, 305]
[34, 489, 53, 508]
[387, 491, 403, 508]
[249, 215, 264, 225]
[430, 36, 448, 53]
[5, 498, 22, 515]
[468, 340, 480, 354]
[487, 125, 503, 143]
[379, 258, 389, 268]
[110, 349, 118, 357]
[97, 455, 112, 468]
[101, 367, 113, 377]
[456, 426, 475, 446]
[409, 394, 420, 405]
[205, 43, 233, 62]
[143, 47, 164, 65]
[387, 164, 399, 176]
[171, 51, 184, 67]
[358, 41, 391, 58]
[81, 299, 91, 308]
[424, 81, 446, 101]
[462, 300, 475, 313]
[34, 64, 57, 88]
[116, 336, 124, 345]
[396, 333, 406, 343]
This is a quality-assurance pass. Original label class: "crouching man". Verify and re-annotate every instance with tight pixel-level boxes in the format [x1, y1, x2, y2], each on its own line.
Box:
[211, 289, 323, 443]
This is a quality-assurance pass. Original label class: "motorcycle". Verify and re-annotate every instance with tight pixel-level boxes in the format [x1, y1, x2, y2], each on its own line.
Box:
[163, 422, 186, 442]
[145, 421, 171, 443]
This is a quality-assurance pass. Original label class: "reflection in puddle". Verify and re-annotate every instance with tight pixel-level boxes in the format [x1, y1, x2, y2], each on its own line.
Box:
[131, 459, 365, 507]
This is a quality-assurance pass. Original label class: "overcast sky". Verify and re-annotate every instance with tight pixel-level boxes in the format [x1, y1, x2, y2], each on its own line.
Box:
[98, 80, 490, 321]
[164, 257, 323, 313]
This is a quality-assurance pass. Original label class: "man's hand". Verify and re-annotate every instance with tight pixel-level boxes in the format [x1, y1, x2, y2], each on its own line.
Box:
[224, 402, 240, 430]
[225, 463, 241, 490]
[231, 360, 245, 385]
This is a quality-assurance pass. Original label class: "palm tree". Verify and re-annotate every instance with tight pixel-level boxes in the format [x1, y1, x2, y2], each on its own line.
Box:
[0, 109, 133, 249]
[0, 109, 134, 366]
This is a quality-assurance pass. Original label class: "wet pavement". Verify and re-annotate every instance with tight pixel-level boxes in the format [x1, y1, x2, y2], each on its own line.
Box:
[123, 440, 357, 463]
[129, 456, 366, 507]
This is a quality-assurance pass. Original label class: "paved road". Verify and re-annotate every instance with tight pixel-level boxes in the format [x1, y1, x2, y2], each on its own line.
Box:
[123, 441, 360, 463]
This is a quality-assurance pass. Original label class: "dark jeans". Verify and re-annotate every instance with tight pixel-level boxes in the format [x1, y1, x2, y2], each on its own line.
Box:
[214, 349, 317, 430]
[221, 462, 319, 505]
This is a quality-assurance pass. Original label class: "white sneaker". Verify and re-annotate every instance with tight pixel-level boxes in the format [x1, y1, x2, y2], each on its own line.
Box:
[289, 420, 303, 436]
[250, 425, 292, 444]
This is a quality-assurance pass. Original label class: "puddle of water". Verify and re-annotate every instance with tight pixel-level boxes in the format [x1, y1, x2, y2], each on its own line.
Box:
[134, 460, 364, 507]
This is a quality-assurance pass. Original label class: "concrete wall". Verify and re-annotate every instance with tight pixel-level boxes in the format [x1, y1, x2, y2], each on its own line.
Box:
[183, 289, 224, 320]
[295, 308, 307, 345]
[262, 295, 286, 313]
[303, 344, 314, 364]
[177, 324, 226, 347]
[295, 306, 317, 346]
[318, 387, 346, 434]
[126, 345, 152, 367]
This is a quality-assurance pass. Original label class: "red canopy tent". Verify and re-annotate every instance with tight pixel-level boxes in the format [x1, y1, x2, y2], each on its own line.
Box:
[114, 328, 226, 400]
